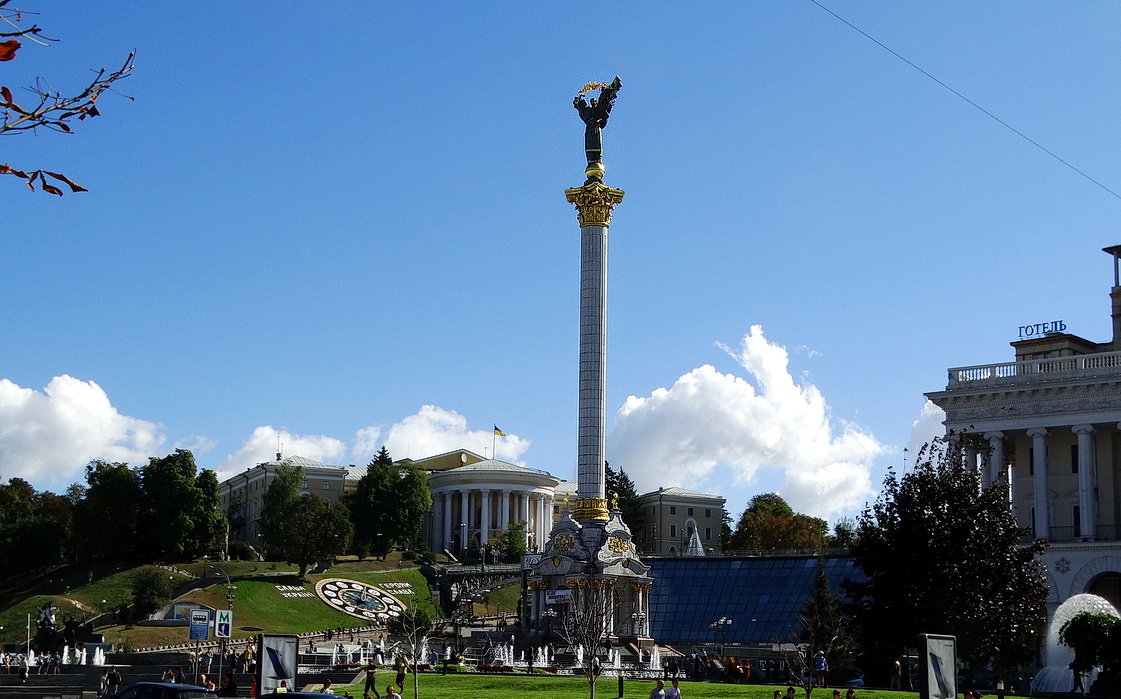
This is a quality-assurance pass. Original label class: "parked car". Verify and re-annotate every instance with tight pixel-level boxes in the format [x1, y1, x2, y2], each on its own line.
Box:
[258, 694, 337, 698]
[115, 681, 218, 699]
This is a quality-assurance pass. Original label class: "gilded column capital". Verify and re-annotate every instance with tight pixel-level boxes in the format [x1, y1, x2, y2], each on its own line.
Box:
[565, 181, 625, 228]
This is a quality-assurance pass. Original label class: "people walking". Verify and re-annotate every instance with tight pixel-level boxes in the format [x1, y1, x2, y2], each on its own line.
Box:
[649, 679, 667, 699]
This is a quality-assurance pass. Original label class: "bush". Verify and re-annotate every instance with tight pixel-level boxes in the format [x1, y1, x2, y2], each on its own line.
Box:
[227, 539, 258, 561]
[402, 550, 417, 561]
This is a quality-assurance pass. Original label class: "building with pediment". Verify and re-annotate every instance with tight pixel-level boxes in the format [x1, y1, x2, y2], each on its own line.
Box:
[925, 245, 1121, 638]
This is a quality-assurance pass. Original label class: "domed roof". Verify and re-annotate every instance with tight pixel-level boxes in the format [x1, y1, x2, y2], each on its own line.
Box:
[428, 458, 560, 488]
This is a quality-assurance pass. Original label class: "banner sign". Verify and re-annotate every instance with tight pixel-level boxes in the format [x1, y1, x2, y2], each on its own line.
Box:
[919, 634, 957, 699]
[215, 609, 232, 638]
[521, 554, 542, 570]
[258, 634, 300, 695]
[189, 609, 210, 641]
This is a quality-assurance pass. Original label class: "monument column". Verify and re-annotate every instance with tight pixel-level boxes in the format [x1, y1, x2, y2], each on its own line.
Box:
[499, 489, 510, 531]
[566, 177, 624, 523]
[1027, 427, 1050, 538]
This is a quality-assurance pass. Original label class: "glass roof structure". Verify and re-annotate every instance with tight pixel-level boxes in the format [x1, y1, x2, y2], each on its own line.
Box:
[647, 555, 863, 646]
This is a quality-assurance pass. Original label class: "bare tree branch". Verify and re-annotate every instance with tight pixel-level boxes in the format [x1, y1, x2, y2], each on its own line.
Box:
[1, 2, 133, 194]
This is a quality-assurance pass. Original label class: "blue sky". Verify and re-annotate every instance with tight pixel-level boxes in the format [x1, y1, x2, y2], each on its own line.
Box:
[4, 2, 1121, 524]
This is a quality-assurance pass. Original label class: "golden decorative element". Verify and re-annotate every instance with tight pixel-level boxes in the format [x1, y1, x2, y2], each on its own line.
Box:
[577, 81, 610, 96]
[630, 581, 652, 591]
[595, 578, 617, 589]
[567, 577, 589, 588]
[555, 535, 574, 552]
[572, 496, 610, 521]
[528, 580, 550, 590]
[565, 182, 625, 229]
[607, 536, 629, 554]
[553, 557, 562, 567]
[610, 493, 619, 511]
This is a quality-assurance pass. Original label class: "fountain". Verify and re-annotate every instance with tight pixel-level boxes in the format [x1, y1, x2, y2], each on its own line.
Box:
[1030, 593, 1119, 694]
[574, 645, 584, 668]
[612, 648, 621, 670]
[92, 647, 105, 666]
[647, 645, 661, 671]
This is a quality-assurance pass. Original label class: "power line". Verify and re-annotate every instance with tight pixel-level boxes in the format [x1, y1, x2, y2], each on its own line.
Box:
[808, 0, 1121, 202]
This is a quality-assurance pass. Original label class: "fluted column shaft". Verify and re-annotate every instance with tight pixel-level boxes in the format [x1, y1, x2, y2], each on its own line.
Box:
[1028, 428, 1050, 538]
[1073, 425, 1097, 539]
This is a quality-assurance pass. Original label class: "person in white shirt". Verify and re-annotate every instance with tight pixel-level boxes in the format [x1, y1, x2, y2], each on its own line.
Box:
[649, 679, 666, 699]
[666, 678, 682, 699]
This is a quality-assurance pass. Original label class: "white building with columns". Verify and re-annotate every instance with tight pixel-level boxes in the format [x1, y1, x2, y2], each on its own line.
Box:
[925, 245, 1121, 626]
[424, 455, 561, 554]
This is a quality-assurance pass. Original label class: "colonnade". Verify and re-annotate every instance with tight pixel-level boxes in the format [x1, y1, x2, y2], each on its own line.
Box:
[431, 488, 554, 552]
[955, 423, 1112, 541]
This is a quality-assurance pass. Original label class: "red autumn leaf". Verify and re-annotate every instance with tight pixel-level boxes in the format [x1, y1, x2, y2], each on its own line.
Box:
[0, 39, 20, 61]
[44, 171, 88, 193]
[0, 86, 11, 104]
[40, 183, 63, 196]
[54, 121, 71, 132]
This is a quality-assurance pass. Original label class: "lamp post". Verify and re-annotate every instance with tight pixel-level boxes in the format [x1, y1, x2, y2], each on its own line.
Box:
[709, 616, 731, 657]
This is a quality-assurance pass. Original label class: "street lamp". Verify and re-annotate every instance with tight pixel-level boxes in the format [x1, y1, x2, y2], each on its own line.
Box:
[709, 616, 732, 657]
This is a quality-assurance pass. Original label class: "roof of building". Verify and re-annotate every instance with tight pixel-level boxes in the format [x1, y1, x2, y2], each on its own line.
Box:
[269, 455, 346, 473]
[648, 555, 863, 644]
[638, 486, 725, 502]
[447, 458, 553, 476]
[400, 448, 487, 472]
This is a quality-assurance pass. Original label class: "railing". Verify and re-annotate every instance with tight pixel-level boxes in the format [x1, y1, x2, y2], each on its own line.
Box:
[1039, 524, 1119, 543]
[946, 350, 1121, 388]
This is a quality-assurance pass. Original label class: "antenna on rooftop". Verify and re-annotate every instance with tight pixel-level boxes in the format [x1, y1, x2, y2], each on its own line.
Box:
[277, 433, 283, 462]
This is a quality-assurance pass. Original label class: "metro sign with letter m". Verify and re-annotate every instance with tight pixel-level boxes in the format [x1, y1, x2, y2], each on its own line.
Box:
[216, 609, 233, 638]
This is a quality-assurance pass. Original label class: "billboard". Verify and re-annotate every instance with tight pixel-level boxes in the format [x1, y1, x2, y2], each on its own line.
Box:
[919, 634, 957, 699]
[257, 634, 300, 694]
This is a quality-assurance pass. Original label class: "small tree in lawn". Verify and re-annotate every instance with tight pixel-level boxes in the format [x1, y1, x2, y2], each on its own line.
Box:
[497, 520, 527, 563]
[389, 602, 437, 699]
[776, 642, 814, 699]
[1060, 611, 1121, 695]
[555, 577, 617, 699]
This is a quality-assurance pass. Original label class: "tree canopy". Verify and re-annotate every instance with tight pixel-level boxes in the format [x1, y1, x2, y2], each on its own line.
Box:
[848, 439, 1047, 676]
[728, 492, 827, 551]
[348, 448, 432, 558]
[605, 461, 642, 533]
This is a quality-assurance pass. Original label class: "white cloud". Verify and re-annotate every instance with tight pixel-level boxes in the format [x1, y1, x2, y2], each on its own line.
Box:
[380, 405, 530, 463]
[0, 375, 165, 488]
[351, 425, 383, 464]
[608, 325, 886, 520]
[907, 399, 946, 464]
[215, 426, 348, 480]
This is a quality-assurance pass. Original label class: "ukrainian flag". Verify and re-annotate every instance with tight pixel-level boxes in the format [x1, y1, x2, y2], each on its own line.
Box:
[494, 426, 507, 437]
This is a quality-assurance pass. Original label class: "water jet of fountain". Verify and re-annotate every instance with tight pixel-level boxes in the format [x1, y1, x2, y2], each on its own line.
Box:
[1030, 593, 1119, 694]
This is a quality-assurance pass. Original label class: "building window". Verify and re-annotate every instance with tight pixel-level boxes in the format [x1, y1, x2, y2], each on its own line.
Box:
[705, 527, 712, 540]
[322, 481, 331, 490]
[1031, 507, 1036, 538]
[1029, 447, 1034, 475]
[302, 479, 309, 489]
[688, 507, 694, 516]
[705, 509, 711, 517]
[670, 506, 676, 515]
[670, 524, 677, 538]
[1073, 505, 1081, 538]
[1070, 444, 1079, 474]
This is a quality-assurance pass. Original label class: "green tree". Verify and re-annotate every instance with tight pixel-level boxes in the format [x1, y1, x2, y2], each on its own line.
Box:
[349, 448, 432, 559]
[190, 469, 227, 556]
[0, 477, 71, 574]
[848, 439, 1047, 680]
[605, 461, 642, 533]
[389, 602, 437, 699]
[73, 460, 141, 561]
[284, 494, 353, 579]
[497, 520, 528, 563]
[829, 517, 858, 548]
[729, 493, 827, 551]
[800, 566, 853, 684]
[138, 449, 216, 559]
[130, 565, 176, 617]
[1060, 611, 1121, 675]
[260, 463, 303, 559]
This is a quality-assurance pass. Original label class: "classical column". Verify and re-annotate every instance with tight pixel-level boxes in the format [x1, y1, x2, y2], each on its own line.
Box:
[480, 488, 491, 546]
[964, 441, 979, 477]
[500, 489, 510, 531]
[460, 490, 470, 549]
[441, 492, 452, 552]
[1073, 425, 1097, 539]
[983, 432, 1004, 491]
[1028, 428, 1050, 538]
[520, 491, 530, 546]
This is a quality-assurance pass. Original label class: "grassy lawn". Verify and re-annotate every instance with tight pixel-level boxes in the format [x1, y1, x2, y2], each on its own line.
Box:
[1, 559, 436, 649]
[330, 674, 920, 699]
